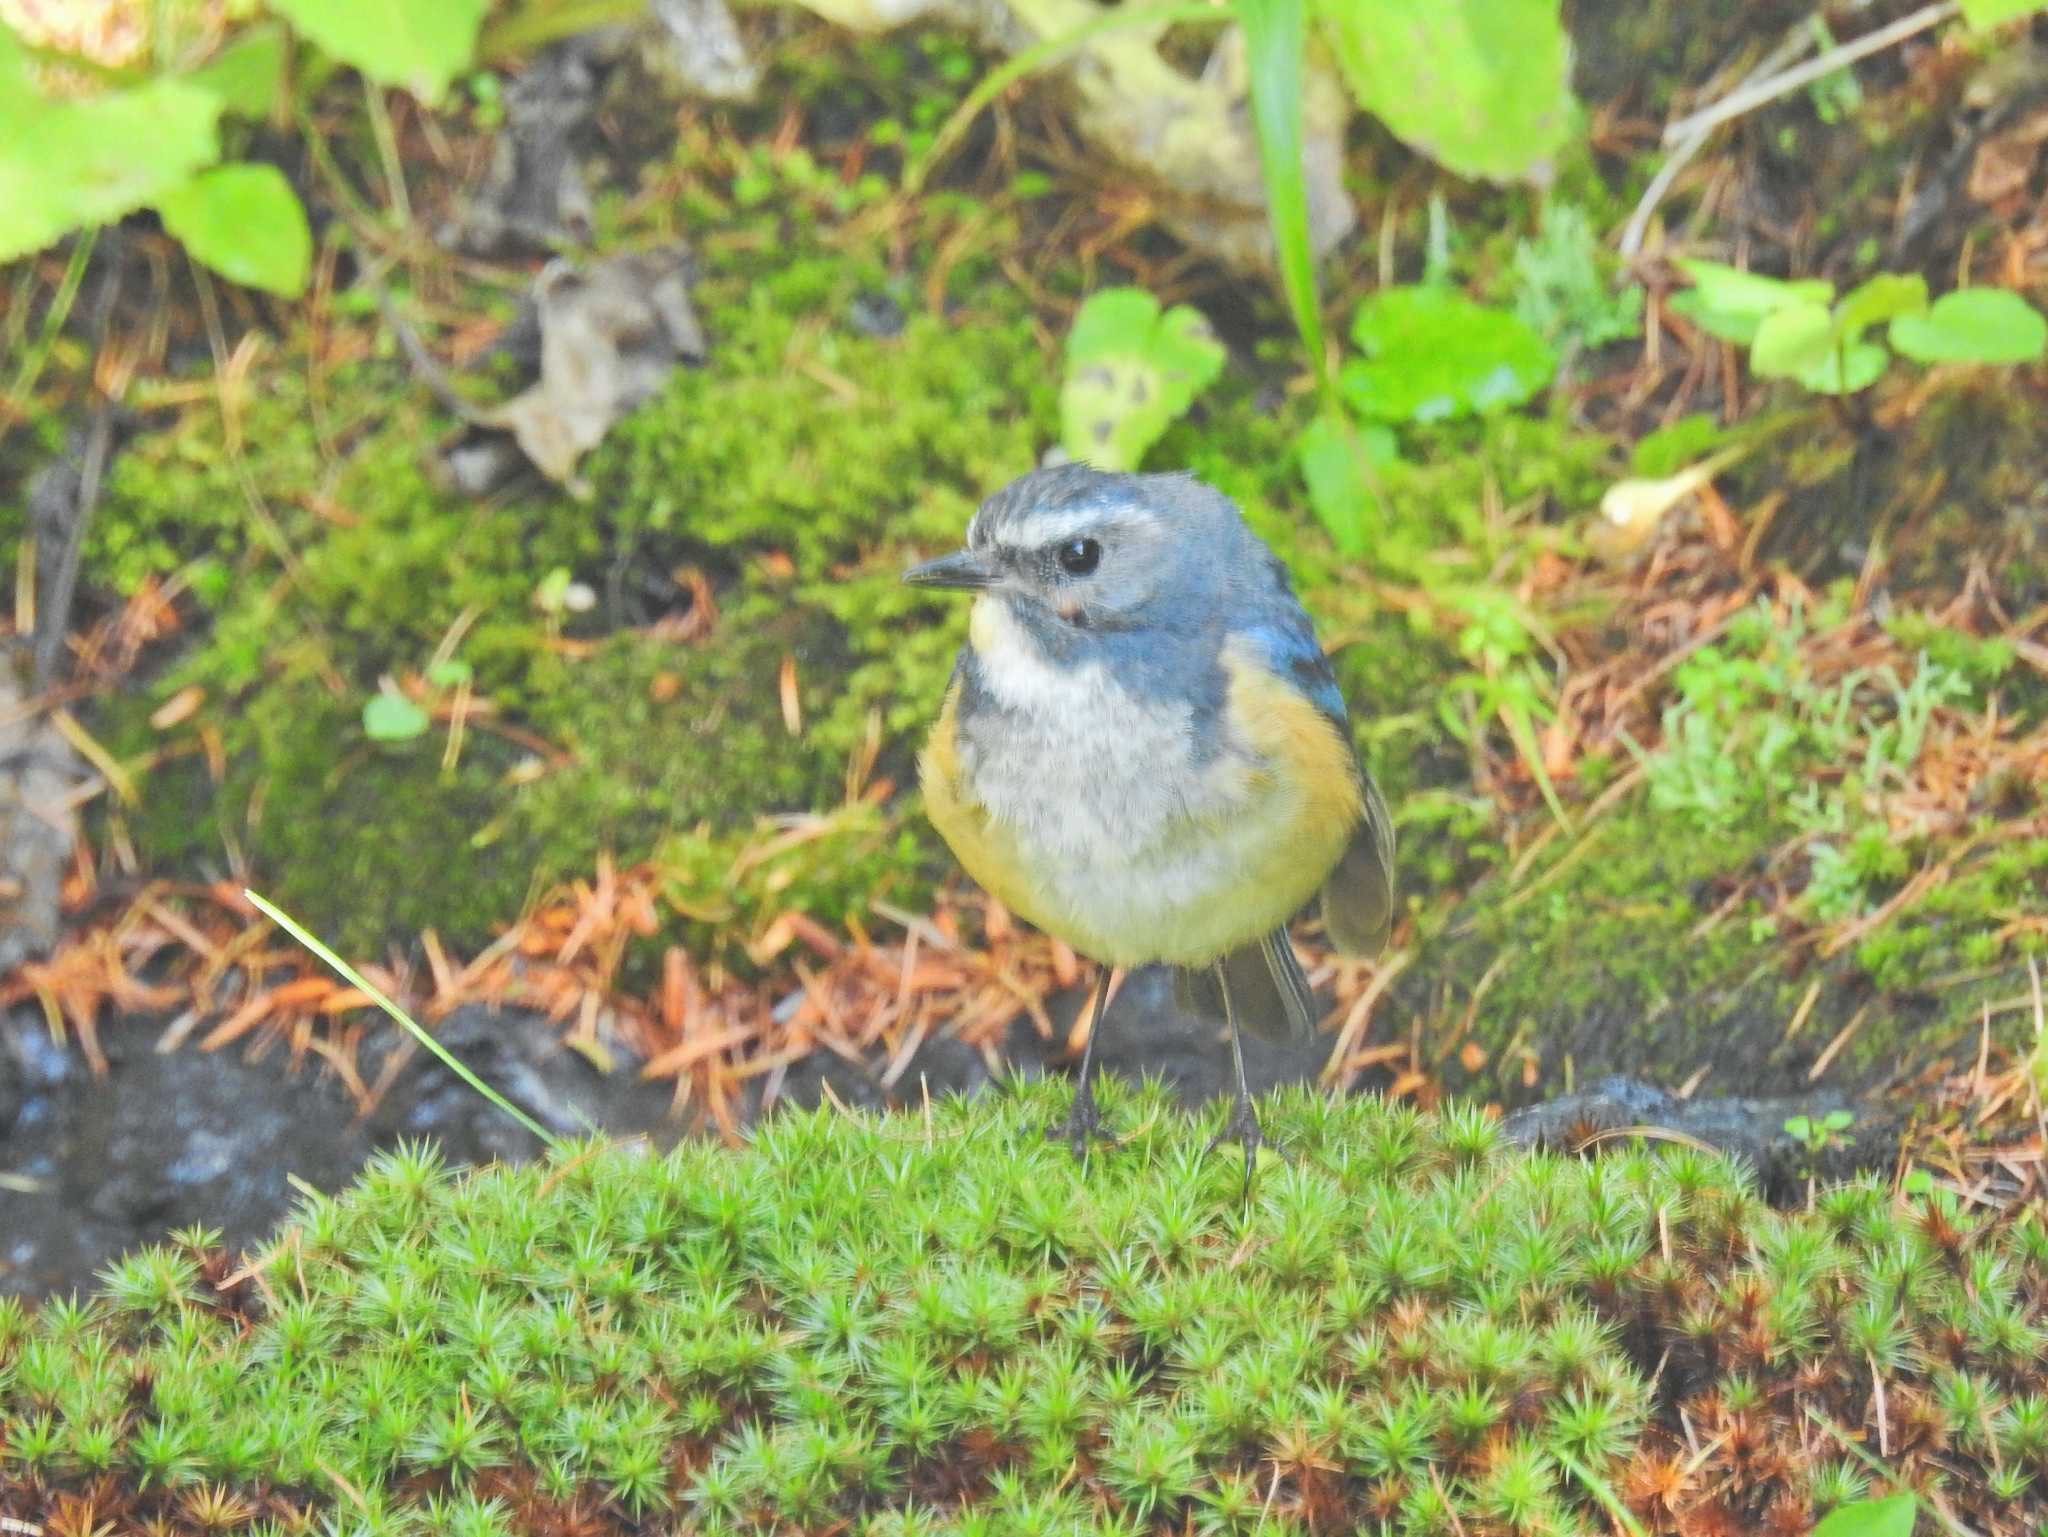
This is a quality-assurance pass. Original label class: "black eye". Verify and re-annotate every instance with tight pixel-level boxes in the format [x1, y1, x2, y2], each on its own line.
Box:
[1056, 537, 1102, 576]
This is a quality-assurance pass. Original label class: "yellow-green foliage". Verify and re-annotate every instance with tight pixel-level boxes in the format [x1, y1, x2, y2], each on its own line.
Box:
[2, 1086, 2043, 1532]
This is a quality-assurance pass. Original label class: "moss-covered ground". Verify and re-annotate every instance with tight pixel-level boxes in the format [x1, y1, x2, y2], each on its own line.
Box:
[3, 1085, 2045, 1534]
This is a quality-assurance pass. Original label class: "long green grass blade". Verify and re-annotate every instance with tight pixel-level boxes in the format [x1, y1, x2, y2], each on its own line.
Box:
[244, 889, 560, 1149]
[1238, 0, 1327, 393]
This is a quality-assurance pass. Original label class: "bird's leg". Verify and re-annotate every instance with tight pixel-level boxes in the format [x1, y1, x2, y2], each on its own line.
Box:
[1049, 967, 1116, 1159]
[1205, 961, 1266, 1200]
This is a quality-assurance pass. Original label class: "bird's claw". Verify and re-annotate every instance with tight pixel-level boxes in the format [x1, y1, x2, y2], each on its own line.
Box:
[1046, 1081, 1118, 1160]
[1205, 1094, 1283, 1200]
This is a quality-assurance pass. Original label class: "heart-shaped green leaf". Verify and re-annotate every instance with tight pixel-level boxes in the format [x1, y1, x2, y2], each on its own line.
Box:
[269, 0, 487, 103]
[1797, 340, 1889, 396]
[156, 163, 312, 297]
[1889, 288, 2048, 365]
[1749, 302, 1837, 379]
[1317, 0, 1575, 182]
[0, 46, 222, 262]
[1059, 287, 1227, 471]
[1340, 286, 1554, 423]
[1833, 273, 1927, 341]
[1668, 259, 1834, 345]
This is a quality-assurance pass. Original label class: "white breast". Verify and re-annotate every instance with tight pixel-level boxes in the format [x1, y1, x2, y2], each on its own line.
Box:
[952, 598, 1312, 966]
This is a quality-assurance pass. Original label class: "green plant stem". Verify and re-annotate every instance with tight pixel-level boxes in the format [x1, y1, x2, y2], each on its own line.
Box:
[245, 889, 562, 1149]
[897, 0, 1230, 202]
[5, 228, 98, 420]
[361, 78, 413, 228]
[1553, 1448, 1649, 1537]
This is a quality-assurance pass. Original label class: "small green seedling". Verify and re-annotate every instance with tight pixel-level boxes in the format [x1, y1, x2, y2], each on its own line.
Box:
[1812, 1490, 1917, 1537]
[1058, 286, 1227, 471]
[1671, 259, 2047, 395]
[1784, 1110, 1856, 1157]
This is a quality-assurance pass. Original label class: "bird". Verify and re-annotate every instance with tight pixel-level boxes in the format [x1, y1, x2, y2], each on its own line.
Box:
[905, 464, 1395, 1183]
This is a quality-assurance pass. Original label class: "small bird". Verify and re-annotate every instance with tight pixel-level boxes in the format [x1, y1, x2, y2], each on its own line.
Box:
[906, 465, 1395, 1179]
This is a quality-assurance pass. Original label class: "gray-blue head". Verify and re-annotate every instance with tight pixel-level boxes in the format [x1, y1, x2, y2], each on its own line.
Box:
[903, 465, 1264, 638]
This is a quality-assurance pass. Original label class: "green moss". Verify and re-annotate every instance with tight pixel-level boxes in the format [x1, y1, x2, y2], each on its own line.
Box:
[2, 1090, 2041, 1530]
[1411, 597, 2041, 1101]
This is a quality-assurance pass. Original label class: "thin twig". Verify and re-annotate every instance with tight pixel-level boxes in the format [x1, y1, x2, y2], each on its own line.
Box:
[1662, 2, 1960, 146]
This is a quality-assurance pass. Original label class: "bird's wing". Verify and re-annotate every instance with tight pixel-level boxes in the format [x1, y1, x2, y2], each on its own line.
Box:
[1235, 602, 1396, 959]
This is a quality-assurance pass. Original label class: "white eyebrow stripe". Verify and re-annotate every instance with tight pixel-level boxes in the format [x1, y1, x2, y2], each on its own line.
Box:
[1002, 505, 1158, 549]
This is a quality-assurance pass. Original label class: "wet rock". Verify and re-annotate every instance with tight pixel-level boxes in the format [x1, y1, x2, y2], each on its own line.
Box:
[448, 0, 756, 256]
[446, 38, 607, 255]
[0, 1003, 684, 1297]
[1501, 1074, 1906, 1202]
[846, 290, 907, 339]
[0, 649, 84, 974]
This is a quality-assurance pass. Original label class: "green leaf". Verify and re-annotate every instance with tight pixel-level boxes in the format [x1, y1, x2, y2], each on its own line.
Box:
[269, 0, 487, 103]
[1317, 0, 1575, 182]
[156, 163, 312, 297]
[1340, 286, 1554, 423]
[0, 62, 222, 262]
[1668, 259, 1834, 345]
[1959, 0, 2045, 28]
[427, 660, 474, 688]
[1240, 0, 1326, 389]
[1888, 288, 2048, 365]
[1796, 340, 1888, 396]
[183, 24, 288, 118]
[1811, 1492, 1917, 1537]
[362, 693, 431, 742]
[1748, 302, 1836, 379]
[1833, 273, 1926, 341]
[1295, 410, 1396, 556]
[1059, 287, 1227, 471]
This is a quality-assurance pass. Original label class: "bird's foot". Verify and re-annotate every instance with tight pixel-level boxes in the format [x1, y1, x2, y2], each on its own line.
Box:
[1205, 1093, 1282, 1200]
[1046, 1080, 1118, 1161]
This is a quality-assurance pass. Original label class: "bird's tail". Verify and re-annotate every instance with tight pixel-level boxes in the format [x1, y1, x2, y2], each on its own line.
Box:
[1172, 929, 1317, 1045]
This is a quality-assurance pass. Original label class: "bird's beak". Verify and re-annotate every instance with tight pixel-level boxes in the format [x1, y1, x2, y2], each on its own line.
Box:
[902, 549, 998, 591]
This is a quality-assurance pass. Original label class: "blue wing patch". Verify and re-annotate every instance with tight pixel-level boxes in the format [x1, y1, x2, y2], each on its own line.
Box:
[1236, 617, 1350, 734]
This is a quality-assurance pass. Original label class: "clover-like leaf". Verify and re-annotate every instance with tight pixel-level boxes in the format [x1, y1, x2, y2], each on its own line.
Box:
[1668, 259, 1834, 345]
[269, 0, 487, 104]
[156, 163, 312, 298]
[1796, 341, 1889, 396]
[1889, 288, 2048, 365]
[1318, 0, 1575, 183]
[1340, 286, 1554, 424]
[1059, 287, 1227, 472]
[1832, 273, 1927, 341]
[1748, 302, 1836, 380]
[362, 693, 431, 742]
